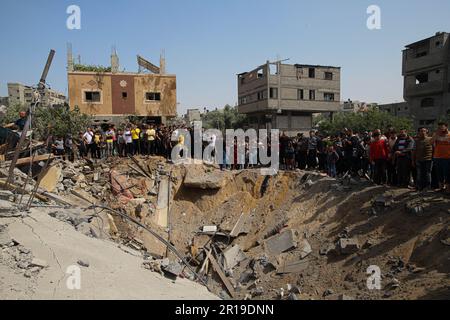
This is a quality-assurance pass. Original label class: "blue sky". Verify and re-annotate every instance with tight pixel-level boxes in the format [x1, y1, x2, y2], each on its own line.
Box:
[1, 0, 450, 114]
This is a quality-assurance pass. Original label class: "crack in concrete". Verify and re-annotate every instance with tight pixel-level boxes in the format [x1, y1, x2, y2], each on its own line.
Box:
[20, 217, 66, 299]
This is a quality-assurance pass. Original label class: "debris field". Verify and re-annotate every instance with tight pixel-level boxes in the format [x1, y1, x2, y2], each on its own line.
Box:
[1, 155, 449, 300]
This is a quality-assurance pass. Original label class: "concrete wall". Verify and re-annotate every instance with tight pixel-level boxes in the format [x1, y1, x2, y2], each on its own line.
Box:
[68, 73, 113, 116]
[111, 75, 135, 115]
[134, 74, 177, 117]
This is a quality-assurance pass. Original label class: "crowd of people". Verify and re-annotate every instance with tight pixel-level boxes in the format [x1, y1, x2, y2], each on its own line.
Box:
[45, 123, 179, 162]
[44, 119, 450, 193]
[279, 122, 450, 193]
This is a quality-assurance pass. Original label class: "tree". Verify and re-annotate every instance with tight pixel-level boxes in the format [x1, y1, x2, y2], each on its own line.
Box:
[0, 102, 27, 125]
[32, 106, 91, 139]
[201, 105, 248, 130]
[314, 109, 413, 136]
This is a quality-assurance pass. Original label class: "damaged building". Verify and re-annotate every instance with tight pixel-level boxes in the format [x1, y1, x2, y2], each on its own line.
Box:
[402, 32, 450, 128]
[7, 82, 66, 108]
[237, 61, 341, 134]
[67, 48, 177, 125]
[380, 32, 450, 129]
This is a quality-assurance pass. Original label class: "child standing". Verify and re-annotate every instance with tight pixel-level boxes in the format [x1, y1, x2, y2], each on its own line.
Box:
[327, 145, 340, 178]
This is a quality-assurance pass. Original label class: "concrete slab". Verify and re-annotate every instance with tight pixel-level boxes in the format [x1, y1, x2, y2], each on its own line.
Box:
[264, 230, 297, 256]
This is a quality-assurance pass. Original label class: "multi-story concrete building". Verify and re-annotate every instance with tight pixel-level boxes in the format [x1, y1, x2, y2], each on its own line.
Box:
[237, 61, 340, 134]
[68, 50, 177, 125]
[7, 83, 66, 108]
[378, 102, 410, 118]
[185, 108, 201, 123]
[402, 32, 450, 128]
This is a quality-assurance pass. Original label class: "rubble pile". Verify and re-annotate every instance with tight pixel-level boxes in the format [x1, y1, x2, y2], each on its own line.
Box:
[1, 155, 449, 300]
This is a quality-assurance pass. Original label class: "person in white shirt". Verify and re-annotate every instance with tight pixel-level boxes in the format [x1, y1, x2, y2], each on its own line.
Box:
[123, 127, 133, 156]
[82, 128, 94, 158]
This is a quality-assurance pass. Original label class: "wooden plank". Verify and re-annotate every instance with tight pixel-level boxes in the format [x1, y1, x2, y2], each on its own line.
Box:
[15, 154, 55, 166]
[207, 251, 236, 298]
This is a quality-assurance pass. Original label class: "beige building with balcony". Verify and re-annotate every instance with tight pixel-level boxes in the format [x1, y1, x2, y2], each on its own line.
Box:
[237, 61, 340, 134]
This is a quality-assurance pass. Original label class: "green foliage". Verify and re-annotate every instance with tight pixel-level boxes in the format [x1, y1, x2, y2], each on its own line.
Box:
[315, 109, 413, 136]
[201, 105, 248, 130]
[33, 106, 92, 139]
[0, 102, 27, 125]
[73, 64, 111, 73]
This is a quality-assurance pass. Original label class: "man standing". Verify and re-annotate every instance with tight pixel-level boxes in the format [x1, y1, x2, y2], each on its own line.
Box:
[386, 128, 398, 186]
[431, 122, 450, 192]
[295, 133, 308, 170]
[105, 126, 115, 157]
[124, 127, 134, 156]
[392, 128, 415, 188]
[82, 128, 94, 159]
[131, 124, 141, 155]
[146, 125, 156, 155]
[413, 127, 433, 191]
[65, 134, 75, 162]
[307, 130, 319, 169]
[370, 130, 389, 185]
[279, 132, 289, 170]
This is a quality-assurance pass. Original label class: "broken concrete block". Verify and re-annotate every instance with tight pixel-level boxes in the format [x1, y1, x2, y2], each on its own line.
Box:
[89, 214, 111, 239]
[298, 239, 312, 259]
[0, 190, 14, 201]
[276, 258, 309, 274]
[30, 258, 48, 268]
[265, 229, 297, 256]
[0, 200, 20, 217]
[202, 225, 218, 233]
[229, 213, 248, 237]
[183, 164, 227, 189]
[162, 261, 183, 277]
[0, 226, 11, 247]
[338, 238, 360, 255]
[154, 176, 169, 228]
[39, 165, 62, 193]
[223, 245, 247, 270]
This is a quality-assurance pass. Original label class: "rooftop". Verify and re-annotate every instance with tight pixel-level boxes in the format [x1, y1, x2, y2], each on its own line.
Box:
[405, 32, 449, 49]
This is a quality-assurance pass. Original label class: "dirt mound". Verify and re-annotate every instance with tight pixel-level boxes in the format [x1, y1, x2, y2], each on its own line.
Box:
[159, 160, 450, 300]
